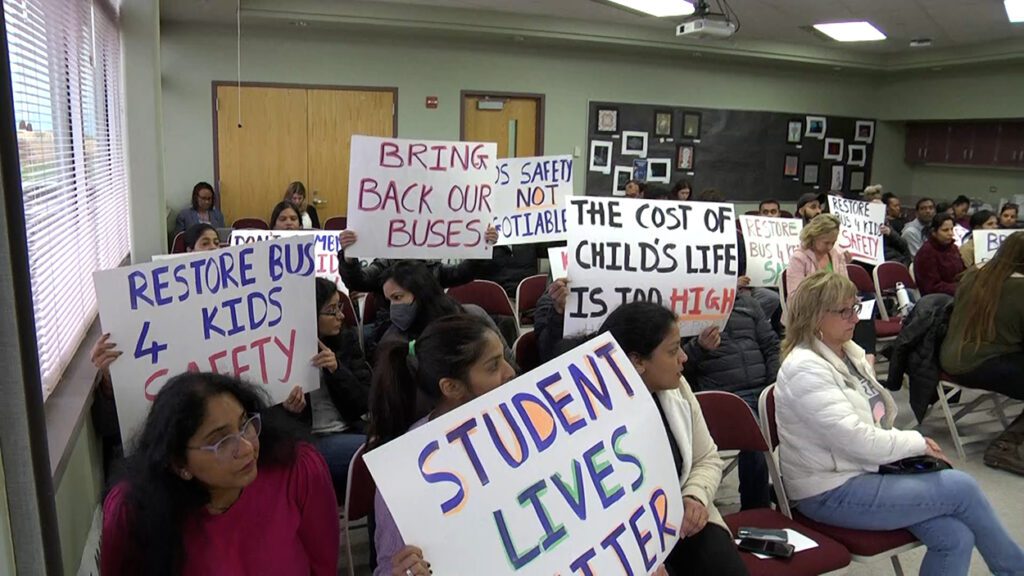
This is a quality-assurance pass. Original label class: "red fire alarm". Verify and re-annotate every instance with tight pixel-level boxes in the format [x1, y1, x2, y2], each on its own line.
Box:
[425, 96, 439, 109]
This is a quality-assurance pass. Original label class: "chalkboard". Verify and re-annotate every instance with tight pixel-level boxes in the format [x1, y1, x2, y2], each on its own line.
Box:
[585, 101, 875, 202]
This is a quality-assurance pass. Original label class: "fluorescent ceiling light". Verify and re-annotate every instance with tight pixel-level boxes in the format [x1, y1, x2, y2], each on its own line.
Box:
[1006, 0, 1024, 23]
[813, 21, 887, 42]
[606, 0, 695, 18]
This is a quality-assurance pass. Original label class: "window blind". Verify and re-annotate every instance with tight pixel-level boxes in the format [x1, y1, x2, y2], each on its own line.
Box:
[4, 0, 128, 398]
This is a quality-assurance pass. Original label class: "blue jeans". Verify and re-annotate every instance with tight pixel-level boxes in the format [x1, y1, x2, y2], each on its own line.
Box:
[313, 431, 366, 500]
[796, 470, 1024, 575]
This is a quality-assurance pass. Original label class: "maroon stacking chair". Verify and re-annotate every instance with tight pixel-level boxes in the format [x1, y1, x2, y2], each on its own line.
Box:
[447, 280, 519, 337]
[848, 264, 901, 340]
[361, 291, 378, 326]
[695, 391, 852, 575]
[342, 444, 375, 576]
[171, 232, 187, 254]
[231, 217, 269, 230]
[873, 262, 918, 321]
[336, 291, 359, 330]
[323, 216, 347, 231]
[515, 274, 547, 327]
[513, 330, 540, 373]
[759, 385, 921, 574]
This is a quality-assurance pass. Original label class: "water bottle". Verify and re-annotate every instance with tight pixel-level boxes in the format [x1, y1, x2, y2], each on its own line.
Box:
[895, 282, 913, 316]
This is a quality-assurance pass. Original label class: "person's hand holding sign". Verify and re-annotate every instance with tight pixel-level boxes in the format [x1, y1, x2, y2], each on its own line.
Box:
[282, 385, 306, 414]
[843, 251, 854, 264]
[339, 230, 357, 263]
[485, 224, 498, 245]
[392, 546, 431, 576]
[548, 278, 569, 315]
[682, 496, 710, 537]
[696, 326, 721, 351]
[91, 333, 122, 395]
[312, 340, 338, 373]
[737, 275, 752, 288]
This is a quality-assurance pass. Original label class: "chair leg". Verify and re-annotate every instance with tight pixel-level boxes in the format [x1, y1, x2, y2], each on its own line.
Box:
[891, 555, 905, 576]
[937, 383, 968, 461]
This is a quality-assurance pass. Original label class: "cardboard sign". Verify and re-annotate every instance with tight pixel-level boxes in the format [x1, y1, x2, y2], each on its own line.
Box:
[346, 135, 498, 259]
[828, 197, 885, 265]
[953, 224, 970, 248]
[548, 247, 570, 280]
[493, 155, 573, 245]
[564, 198, 738, 338]
[229, 230, 364, 294]
[738, 216, 803, 288]
[974, 229, 1019, 266]
[94, 237, 319, 444]
[365, 333, 683, 576]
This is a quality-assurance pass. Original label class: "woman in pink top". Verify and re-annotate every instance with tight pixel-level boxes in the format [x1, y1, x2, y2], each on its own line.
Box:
[101, 372, 339, 576]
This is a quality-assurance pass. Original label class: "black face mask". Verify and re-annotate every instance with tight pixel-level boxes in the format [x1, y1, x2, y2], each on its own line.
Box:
[390, 301, 419, 332]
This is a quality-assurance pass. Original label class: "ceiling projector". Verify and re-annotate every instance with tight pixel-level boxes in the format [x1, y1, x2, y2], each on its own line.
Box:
[676, 17, 737, 39]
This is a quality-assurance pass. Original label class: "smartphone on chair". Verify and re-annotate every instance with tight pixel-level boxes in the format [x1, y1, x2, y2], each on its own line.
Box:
[738, 538, 795, 559]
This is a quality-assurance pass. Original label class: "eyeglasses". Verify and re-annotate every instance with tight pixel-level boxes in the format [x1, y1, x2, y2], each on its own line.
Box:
[187, 414, 261, 461]
[319, 306, 343, 317]
[828, 303, 863, 321]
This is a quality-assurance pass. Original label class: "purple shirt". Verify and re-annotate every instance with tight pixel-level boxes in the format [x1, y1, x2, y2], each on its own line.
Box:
[373, 415, 430, 576]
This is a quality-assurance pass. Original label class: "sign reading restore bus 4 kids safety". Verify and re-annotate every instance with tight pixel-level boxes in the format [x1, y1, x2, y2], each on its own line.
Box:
[93, 237, 319, 444]
[828, 197, 885, 265]
[563, 197, 739, 337]
[346, 135, 498, 259]
[738, 216, 803, 288]
[493, 155, 573, 245]
[364, 333, 684, 576]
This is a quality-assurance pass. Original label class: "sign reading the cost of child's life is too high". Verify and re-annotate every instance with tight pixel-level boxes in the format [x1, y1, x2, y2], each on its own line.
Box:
[93, 237, 319, 445]
[974, 229, 1019, 265]
[346, 135, 498, 259]
[364, 332, 684, 576]
[492, 155, 573, 245]
[738, 215, 803, 288]
[829, 197, 885, 266]
[563, 197, 739, 338]
[228, 230, 368, 294]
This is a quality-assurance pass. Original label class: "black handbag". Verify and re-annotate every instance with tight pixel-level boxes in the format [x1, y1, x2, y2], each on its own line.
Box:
[879, 455, 952, 475]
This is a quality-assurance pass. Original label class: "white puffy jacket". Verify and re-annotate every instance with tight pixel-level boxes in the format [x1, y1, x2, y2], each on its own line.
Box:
[776, 339, 927, 501]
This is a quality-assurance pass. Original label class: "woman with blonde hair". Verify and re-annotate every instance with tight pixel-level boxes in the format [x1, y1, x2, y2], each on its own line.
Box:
[776, 271, 1024, 576]
[941, 231, 1024, 473]
[285, 181, 320, 229]
[863, 184, 883, 203]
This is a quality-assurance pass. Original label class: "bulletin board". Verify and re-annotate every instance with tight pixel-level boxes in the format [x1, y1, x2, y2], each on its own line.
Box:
[585, 100, 876, 202]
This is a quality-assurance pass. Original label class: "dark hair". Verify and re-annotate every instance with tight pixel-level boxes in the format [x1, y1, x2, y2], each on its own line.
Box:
[270, 201, 301, 229]
[190, 182, 215, 211]
[598, 302, 678, 360]
[969, 210, 996, 230]
[916, 197, 935, 210]
[368, 314, 496, 449]
[1001, 203, 1019, 216]
[315, 277, 344, 350]
[383, 261, 461, 336]
[112, 373, 301, 576]
[959, 232, 1024, 356]
[936, 202, 951, 215]
[670, 179, 692, 197]
[183, 223, 217, 251]
[881, 192, 898, 205]
[759, 199, 781, 211]
[644, 184, 672, 201]
[953, 195, 971, 207]
[931, 213, 955, 236]
[624, 179, 646, 195]
[697, 188, 724, 202]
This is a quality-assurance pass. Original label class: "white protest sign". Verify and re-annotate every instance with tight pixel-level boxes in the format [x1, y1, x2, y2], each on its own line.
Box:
[229, 229, 362, 294]
[94, 237, 319, 444]
[548, 247, 569, 280]
[493, 155, 573, 245]
[738, 216, 803, 288]
[974, 229, 1019, 266]
[346, 135, 498, 259]
[953, 224, 970, 248]
[365, 333, 683, 576]
[828, 197, 885, 265]
[564, 197, 739, 338]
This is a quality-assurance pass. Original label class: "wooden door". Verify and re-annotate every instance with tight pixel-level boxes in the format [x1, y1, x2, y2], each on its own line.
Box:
[307, 89, 395, 218]
[462, 94, 542, 158]
[216, 85, 308, 224]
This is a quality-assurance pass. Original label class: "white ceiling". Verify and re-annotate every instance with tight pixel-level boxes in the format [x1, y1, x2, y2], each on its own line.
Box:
[162, 0, 1024, 57]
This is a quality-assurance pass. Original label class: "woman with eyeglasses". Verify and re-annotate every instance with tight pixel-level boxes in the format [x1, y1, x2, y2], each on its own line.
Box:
[100, 372, 339, 576]
[776, 271, 1024, 576]
[174, 181, 225, 235]
[183, 223, 221, 253]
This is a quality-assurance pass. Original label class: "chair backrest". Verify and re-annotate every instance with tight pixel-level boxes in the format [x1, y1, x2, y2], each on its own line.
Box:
[345, 443, 376, 523]
[757, 384, 793, 517]
[337, 291, 359, 330]
[745, 209, 759, 216]
[694, 391, 770, 452]
[780, 210, 794, 219]
[873, 262, 917, 321]
[171, 232, 186, 254]
[448, 280, 517, 319]
[362, 291, 379, 326]
[847, 263, 874, 294]
[513, 330, 540, 373]
[323, 216, 347, 231]
[515, 274, 548, 325]
[232, 217, 269, 230]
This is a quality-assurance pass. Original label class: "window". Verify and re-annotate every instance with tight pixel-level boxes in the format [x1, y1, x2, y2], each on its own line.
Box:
[4, 0, 129, 398]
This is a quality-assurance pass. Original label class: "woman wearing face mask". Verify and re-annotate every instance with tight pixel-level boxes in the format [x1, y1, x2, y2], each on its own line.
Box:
[285, 182, 320, 229]
[183, 223, 220, 253]
[914, 213, 966, 296]
[175, 181, 225, 234]
[368, 315, 518, 576]
[271, 201, 302, 231]
[101, 373, 339, 576]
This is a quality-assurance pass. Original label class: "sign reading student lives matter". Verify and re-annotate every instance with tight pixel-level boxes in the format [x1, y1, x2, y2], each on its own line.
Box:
[365, 333, 684, 576]
[493, 155, 573, 245]
[93, 237, 319, 444]
[829, 196, 885, 265]
[974, 229, 1018, 266]
[564, 197, 739, 337]
[346, 135, 498, 259]
[739, 215, 803, 288]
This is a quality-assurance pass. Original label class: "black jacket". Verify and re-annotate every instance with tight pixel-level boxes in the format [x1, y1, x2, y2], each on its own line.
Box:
[321, 327, 371, 425]
[479, 244, 542, 296]
[884, 228, 912, 266]
[305, 205, 321, 229]
[534, 289, 566, 364]
[886, 294, 954, 423]
[682, 292, 780, 397]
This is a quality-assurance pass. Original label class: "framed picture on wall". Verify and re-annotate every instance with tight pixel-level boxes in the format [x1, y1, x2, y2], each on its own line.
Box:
[632, 159, 649, 182]
[787, 120, 804, 144]
[621, 131, 648, 156]
[596, 107, 619, 133]
[850, 170, 866, 192]
[647, 158, 672, 183]
[824, 138, 844, 161]
[682, 112, 702, 139]
[654, 111, 673, 137]
[806, 116, 827, 140]
[830, 164, 845, 191]
[613, 165, 632, 196]
[848, 144, 867, 167]
[803, 162, 820, 185]
[589, 140, 613, 174]
[855, 120, 875, 144]
[677, 144, 695, 171]
[784, 154, 800, 177]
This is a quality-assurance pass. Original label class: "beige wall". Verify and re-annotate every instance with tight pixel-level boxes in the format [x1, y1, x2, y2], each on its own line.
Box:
[55, 418, 103, 576]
